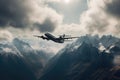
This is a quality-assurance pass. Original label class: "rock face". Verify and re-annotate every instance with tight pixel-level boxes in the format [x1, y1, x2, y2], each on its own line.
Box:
[0, 38, 53, 80]
[39, 35, 120, 80]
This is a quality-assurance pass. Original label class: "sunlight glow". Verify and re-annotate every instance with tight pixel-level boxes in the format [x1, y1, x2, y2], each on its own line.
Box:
[64, 0, 70, 4]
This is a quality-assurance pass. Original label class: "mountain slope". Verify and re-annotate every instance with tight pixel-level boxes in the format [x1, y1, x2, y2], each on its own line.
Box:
[12, 38, 53, 78]
[39, 35, 120, 80]
[0, 42, 37, 80]
[0, 38, 54, 80]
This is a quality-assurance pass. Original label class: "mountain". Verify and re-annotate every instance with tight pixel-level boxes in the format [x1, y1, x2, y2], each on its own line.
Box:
[39, 35, 120, 80]
[0, 42, 37, 80]
[0, 35, 120, 80]
[13, 38, 53, 78]
[0, 38, 54, 80]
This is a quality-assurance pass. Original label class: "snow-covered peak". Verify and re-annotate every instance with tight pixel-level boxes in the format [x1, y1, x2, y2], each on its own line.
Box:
[100, 35, 119, 48]
[0, 42, 23, 56]
[75, 34, 100, 48]
[57, 35, 120, 56]
[13, 38, 37, 54]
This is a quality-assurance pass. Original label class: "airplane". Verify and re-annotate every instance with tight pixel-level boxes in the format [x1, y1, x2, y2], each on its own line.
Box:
[33, 33, 80, 43]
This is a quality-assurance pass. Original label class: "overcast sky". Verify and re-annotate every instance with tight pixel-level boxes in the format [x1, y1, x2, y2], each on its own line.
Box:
[0, 0, 120, 53]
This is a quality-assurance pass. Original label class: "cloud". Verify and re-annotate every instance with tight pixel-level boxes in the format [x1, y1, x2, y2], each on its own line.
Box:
[80, 0, 120, 35]
[0, 0, 63, 32]
[1, 0, 120, 38]
[0, 30, 13, 41]
[0, 0, 33, 28]
[54, 23, 86, 36]
[34, 18, 57, 32]
[26, 39, 65, 54]
[33, 6, 63, 33]
[46, 0, 60, 2]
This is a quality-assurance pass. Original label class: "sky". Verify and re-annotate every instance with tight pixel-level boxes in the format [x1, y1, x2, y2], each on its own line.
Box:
[0, 0, 120, 54]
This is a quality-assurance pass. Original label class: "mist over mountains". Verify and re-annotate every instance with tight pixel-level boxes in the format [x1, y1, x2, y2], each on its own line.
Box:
[0, 35, 120, 80]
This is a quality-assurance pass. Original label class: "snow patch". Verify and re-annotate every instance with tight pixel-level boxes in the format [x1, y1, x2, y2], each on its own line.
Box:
[99, 43, 106, 51]
[3, 48, 13, 53]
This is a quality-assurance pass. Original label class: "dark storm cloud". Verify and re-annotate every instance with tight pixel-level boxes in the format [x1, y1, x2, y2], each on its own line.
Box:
[34, 18, 57, 32]
[105, 0, 120, 18]
[103, 0, 120, 33]
[0, 0, 32, 28]
[0, 0, 63, 33]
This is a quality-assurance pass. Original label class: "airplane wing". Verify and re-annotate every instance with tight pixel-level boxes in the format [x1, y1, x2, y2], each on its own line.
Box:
[63, 37, 80, 39]
[33, 35, 49, 40]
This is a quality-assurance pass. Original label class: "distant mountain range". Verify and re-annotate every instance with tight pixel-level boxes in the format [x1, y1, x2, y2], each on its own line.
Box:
[0, 35, 120, 80]
[0, 38, 53, 80]
[39, 35, 120, 80]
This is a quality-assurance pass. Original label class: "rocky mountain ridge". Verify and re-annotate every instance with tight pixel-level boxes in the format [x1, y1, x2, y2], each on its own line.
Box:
[0, 38, 53, 80]
[39, 35, 120, 80]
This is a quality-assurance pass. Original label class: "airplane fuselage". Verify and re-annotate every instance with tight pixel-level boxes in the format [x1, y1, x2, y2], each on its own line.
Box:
[34, 33, 80, 43]
[45, 33, 64, 43]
